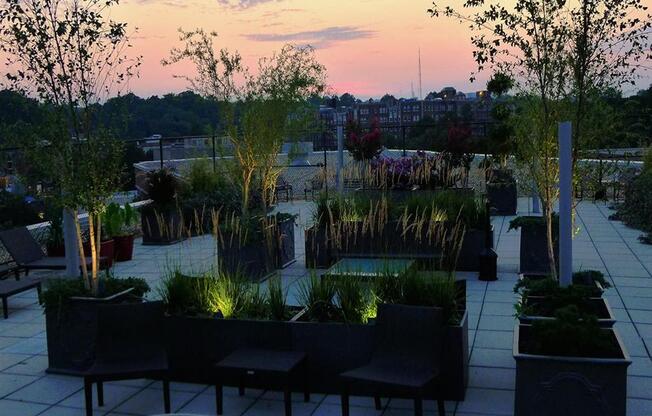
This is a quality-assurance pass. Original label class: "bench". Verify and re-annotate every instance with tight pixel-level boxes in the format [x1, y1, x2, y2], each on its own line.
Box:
[1, 277, 42, 319]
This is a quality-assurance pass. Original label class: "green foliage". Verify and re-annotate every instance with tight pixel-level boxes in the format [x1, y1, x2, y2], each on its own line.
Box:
[184, 158, 220, 195]
[508, 214, 559, 232]
[102, 203, 139, 237]
[643, 147, 652, 174]
[615, 171, 652, 232]
[401, 271, 461, 324]
[297, 273, 340, 322]
[146, 169, 178, 208]
[526, 305, 619, 358]
[267, 277, 289, 321]
[41, 276, 149, 314]
[206, 272, 250, 318]
[335, 278, 376, 324]
[158, 272, 209, 316]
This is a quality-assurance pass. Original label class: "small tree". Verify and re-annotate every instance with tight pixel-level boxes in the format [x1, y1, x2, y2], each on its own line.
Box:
[164, 32, 326, 216]
[487, 72, 515, 168]
[1, 0, 140, 292]
[345, 118, 383, 162]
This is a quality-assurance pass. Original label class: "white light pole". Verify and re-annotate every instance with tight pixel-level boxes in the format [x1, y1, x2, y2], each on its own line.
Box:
[336, 114, 344, 193]
[558, 121, 573, 287]
[63, 209, 80, 277]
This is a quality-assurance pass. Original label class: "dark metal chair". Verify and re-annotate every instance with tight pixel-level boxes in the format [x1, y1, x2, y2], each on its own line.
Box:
[0, 227, 107, 275]
[83, 301, 170, 416]
[0, 277, 41, 319]
[275, 177, 294, 202]
[304, 177, 324, 200]
[340, 304, 447, 416]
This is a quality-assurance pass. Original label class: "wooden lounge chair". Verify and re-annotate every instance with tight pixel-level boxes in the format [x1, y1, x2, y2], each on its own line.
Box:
[340, 304, 447, 416]
[0, 227, 107, 275]
[0, 277, 41, 319]
[83, 301, 170, 416]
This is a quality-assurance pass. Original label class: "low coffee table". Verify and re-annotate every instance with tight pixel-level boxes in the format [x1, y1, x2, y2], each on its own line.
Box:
[214, 348, 309, 416]
[323, 258, 416, 281]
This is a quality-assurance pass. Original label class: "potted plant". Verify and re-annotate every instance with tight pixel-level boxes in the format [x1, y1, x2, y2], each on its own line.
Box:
[509, 215, 559, 275]
[43, 276, 150, 375]
[104, 202, 139, 262]
[514, 306, 631, 416]
[141, 169, 185, 245]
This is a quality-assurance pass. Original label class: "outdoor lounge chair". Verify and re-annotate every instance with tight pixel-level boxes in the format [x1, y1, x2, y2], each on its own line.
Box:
[83, 301, 170, 416]
[0, 227, 107, 275]
[0, 262, 21, 281]
[275, 177, 294, 202]
[303, 176, 324, 200]
[340, 304, 447, 416]
[0, 276, 41, 319]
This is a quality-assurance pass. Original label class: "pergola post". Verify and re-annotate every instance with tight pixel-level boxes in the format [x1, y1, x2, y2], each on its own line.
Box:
[558, 121, 573, 287]
[63, 208, 80, 278]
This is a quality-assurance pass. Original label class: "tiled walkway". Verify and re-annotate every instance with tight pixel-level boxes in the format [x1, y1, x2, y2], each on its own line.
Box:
[0, 200, 651, 415]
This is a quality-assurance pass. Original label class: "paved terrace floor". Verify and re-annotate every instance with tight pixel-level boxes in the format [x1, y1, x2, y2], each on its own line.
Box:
[1, 199, 652, 416]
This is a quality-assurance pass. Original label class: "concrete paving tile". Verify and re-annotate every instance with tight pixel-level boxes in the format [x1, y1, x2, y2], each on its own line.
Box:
[628, 376, 652, 400]
[456, 388, 515, 415]
[242, 398, 318, 416]
[112, 387, 195, 415]
[38, 405, 107, 415]
[0, 373, 39, 397]
[474, 330, 513, 350]
[7, 375, 81, 405]
[0, 399, 48, 416]
[627, 398, 652, 416]
[313, 402, 380, 416]
[470, 348, 516, 369]
[469, 366, 515, 390]
[4, 355, 49, 376]
[0, 353, 29, 372]
[58, 384, 141, 411]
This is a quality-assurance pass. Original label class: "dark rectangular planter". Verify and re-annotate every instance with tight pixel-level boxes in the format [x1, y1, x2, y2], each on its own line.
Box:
[457, 226, 494, 271]
[45, 289, 135, 375]
[218, 238, 274, 281]
[141, 209, 185, 246]
[487, 180, 517, 216]
[514, 324, 631, 416]
[276, 217, 296, 269]
[162, 308, 469, 401]
[519, 296, 616, 328]
[519, 218, 559, 275]
[164, 315, 293, 384]
[306, 222, 492, 272]
[305, 226, 334, 269]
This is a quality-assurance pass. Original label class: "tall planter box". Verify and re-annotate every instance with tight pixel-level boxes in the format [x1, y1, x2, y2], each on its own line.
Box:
[45, 289, 135, 375]
[141, 208, 185, 246]
[457, 227, 494, 271]
[487, 181, 517, 216]
[514, 324, 631, 416]
[218, 238, 274, 281]
[305, 226, 334, 269]
[276, 217, 296, 269]
[519, 218, 559, 275]
[113, 234, 135, 262]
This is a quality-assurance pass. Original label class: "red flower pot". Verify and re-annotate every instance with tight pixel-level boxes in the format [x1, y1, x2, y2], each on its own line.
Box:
[113, 234, 135, 262]
[82, 239, 114, 269]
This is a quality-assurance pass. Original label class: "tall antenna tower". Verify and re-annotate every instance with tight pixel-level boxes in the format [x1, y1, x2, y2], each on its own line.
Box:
[411, 81, 415, 99]
[418, 48, 423, 100]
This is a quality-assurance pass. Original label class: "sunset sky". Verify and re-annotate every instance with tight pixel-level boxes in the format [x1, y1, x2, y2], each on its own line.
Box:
[114, 0, 650, 99]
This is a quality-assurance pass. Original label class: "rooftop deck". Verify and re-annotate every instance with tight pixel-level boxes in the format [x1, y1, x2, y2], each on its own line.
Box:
[1, 199, 651, 415]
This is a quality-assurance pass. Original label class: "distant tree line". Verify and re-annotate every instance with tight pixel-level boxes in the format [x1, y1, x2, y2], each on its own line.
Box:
[1, 86, 651, 148]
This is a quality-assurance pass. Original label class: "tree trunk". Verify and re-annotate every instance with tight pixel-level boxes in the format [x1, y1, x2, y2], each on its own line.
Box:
[73, 210, 89, 290]
[544, 205, 557, 280]
[88, 214, 99, 295]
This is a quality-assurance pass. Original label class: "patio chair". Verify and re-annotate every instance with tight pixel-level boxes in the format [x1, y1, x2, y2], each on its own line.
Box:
[303, 176, 324, 200]
[275, 177, 294, 202]
[83, 301, 170, 416]
[0, 227, 107, 276]
[0, 262, 21, 281]
[340, 304, 447, 416]
[0, 276, 41, 319]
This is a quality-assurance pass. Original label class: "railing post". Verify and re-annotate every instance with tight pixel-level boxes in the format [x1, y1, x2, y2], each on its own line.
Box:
[212, 134, 217, 172]
[159, 138, 164, 170]
[402, 126, 407, 157]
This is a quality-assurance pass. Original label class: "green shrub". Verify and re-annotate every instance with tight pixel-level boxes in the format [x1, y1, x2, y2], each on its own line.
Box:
[335, 278, 376, 324]
[401, 270, 461, 324]
[526, 305, 619, 358]
[297, 273, 340, 322]
[267, 277, 288, 321]
[616, 171, 652, 232]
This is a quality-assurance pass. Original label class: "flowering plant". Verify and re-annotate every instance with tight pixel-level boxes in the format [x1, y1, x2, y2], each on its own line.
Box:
[368, 151, 450, 190]
[345, 117, 383, 161]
